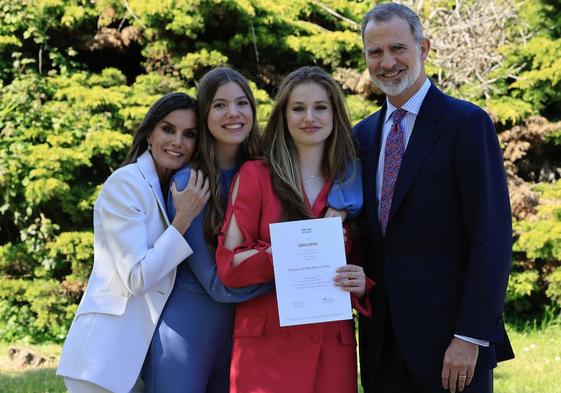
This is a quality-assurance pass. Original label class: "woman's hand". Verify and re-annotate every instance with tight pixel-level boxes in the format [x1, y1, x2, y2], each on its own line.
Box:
[171, 169, 210, 234]
[325, 208, 349, 243]
[334, 264, 366, 297]
[324, 207, 348, 222]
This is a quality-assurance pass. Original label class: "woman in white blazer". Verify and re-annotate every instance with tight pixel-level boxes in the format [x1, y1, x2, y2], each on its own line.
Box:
[57, 92, 210, 393]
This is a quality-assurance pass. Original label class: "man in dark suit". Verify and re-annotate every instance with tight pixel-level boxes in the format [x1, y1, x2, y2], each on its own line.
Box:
[355, 3, 514, 393]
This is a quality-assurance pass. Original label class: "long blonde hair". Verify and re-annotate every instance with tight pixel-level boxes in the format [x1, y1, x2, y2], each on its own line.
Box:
[264, 66, 356, 221]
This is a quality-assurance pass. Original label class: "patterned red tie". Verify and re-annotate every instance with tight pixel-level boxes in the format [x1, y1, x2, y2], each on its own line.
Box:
[379, 108, 407, 235]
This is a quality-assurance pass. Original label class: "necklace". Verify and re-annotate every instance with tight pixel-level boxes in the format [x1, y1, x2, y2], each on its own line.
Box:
[303, 172, 323, 181]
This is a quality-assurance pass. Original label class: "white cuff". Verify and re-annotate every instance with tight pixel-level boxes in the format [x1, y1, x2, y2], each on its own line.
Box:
[454, 334, 489, 347]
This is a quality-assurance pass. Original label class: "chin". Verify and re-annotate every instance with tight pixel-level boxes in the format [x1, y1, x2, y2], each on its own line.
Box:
[167, 159, 188, 169]
[372, 77, 408, 96]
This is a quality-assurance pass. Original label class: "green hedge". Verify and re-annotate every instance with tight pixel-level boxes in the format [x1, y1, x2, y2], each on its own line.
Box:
[1, 0, 560, 343]
[0, 277, 76, 342]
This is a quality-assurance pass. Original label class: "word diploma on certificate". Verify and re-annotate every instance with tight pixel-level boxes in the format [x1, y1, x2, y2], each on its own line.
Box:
[269, 217, 352, 327]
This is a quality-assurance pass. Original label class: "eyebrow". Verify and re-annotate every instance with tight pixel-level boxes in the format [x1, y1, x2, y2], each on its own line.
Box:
[160, 120, 197, 132]
[289, 100, 330, 105]
[367, 42, 408, 50]
[160, 120, 176, 127]
[212, 96, 248, 102]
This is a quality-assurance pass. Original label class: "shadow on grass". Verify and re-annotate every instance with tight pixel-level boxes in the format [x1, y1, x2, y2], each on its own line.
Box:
[0, 367, 65, 392]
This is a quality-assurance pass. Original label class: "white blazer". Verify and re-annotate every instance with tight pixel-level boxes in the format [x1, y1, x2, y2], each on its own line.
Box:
[57, 151, 193, 393]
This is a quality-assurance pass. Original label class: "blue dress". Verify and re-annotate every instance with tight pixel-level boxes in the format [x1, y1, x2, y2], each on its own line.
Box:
[143, 162, 363, 393]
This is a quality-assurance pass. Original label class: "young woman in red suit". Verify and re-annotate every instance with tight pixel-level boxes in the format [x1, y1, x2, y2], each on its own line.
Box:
[216, 66, 374, 393]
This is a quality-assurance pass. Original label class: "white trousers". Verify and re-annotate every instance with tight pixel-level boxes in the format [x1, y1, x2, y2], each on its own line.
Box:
[64, 377, 144, 393]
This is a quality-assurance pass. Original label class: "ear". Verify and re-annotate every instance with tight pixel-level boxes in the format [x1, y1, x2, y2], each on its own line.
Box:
[420, 38, 431, 60]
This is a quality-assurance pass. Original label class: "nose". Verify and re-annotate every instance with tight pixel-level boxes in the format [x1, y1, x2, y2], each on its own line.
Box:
[172, 132, 183, 145]
[226, 103, 240, 118]
[304, 108, 314, 123]
[380, 52, 396, 70]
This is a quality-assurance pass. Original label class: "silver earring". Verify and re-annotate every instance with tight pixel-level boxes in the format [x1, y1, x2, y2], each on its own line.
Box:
[147, 144, 152, 151]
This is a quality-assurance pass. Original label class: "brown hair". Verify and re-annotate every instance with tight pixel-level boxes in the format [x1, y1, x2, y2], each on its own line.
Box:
[263, 66, 356, 221]
[196, 67, 263, 246]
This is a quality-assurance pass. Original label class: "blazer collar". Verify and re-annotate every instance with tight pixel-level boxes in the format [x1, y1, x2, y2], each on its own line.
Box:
[137, 151, 170, 225]
[362, 104, 387, 240]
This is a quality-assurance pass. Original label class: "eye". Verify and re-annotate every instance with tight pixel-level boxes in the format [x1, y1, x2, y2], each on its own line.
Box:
[238, 99, 250, 106]
[315, 104, 329, 111]
[183, 129, 197, 139]
[212, 102, 226, 109]
[290, 105, 305, 112]
[162, 125, 175, 133]
[367, 48, 382, 57]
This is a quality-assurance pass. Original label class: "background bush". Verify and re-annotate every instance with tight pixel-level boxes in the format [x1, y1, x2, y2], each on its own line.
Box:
[0, 0, 560, 343]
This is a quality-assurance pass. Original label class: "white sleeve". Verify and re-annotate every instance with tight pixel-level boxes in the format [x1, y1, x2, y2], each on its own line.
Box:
[454, 334, 489, 347]
[96, 174, 193, 296]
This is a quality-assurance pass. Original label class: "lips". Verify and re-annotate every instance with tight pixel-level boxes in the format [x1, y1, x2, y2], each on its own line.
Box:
[378, 68, 405, 79]
[223, 123, 244, 131]
[301, 126, 321, 133]
[164, 149, 183, 158]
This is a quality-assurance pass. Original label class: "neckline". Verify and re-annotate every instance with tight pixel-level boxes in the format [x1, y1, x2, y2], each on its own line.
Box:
[303, 180, 332, 217]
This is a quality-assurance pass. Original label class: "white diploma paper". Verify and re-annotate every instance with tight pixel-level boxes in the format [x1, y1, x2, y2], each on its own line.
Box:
[269, 217, 352, 327]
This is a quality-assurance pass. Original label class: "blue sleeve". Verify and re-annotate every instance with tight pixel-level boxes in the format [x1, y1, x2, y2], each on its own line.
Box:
[167, 165, 273, 303]
[327, 160, 363, 219]
[453, 108, 512, 342]
[166, 165, 194, 221]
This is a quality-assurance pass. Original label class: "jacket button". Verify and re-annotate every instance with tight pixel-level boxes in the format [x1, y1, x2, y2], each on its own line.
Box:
[311, 335, 320, 343]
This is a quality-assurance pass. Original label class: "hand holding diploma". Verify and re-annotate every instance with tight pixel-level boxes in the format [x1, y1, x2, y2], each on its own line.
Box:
[334, 264, 366, 298]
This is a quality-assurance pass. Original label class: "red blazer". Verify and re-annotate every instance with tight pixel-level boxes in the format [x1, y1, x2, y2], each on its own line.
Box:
[216, 160, 373, 393]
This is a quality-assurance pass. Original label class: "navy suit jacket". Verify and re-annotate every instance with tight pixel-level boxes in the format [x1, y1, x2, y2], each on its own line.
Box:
[356, 84, 514, 388]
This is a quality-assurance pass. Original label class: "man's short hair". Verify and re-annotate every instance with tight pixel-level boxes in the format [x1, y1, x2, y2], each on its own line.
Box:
[361, 2, 424, 42]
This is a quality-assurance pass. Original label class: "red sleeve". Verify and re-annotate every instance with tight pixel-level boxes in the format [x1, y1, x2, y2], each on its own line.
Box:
[346, 222, 375, 318]
[351, 278, 374, 318]
[216, 161, 275, 288]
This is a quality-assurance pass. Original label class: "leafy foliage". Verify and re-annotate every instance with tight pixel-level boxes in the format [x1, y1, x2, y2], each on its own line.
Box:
[0, 278, 76, 342]
[0, 0, 560, 342]
[546, 267, 561, 307]
[515, 181, 561, 261]
[506, 269, 540, 313]
[508, 180, 561, 316]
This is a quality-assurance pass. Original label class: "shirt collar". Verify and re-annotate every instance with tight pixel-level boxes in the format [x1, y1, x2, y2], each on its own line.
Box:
[384, 77, 431, 123]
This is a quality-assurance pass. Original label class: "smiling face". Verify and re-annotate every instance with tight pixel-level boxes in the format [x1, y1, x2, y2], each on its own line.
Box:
[363, 16, 429, 107]
[147, 108, 198, 183]
[206, 81, 254, 149]
[285, 82, 333, 150]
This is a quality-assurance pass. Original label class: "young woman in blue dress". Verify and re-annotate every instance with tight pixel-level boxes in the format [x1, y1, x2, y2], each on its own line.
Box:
[143, 67, 273, 393]
[143, 67, 362, 393]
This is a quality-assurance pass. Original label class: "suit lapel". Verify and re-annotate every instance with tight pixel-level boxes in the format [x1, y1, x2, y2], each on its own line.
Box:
[359, 104, 386, 239]
[388, 85, 444, 224]
[137, 151, 171, 226]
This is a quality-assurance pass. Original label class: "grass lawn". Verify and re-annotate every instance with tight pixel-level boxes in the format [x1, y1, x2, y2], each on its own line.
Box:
[0, 342, 65, 392]
[0, 322, 559, 393]
[495, 321, 561, 393]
